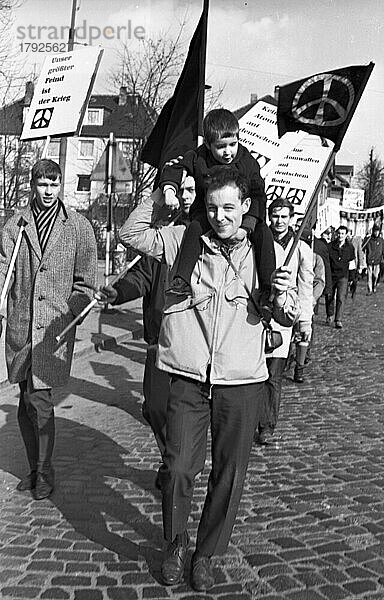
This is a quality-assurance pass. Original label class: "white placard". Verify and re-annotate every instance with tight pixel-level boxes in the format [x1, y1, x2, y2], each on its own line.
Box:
[342, 187, 365, 210]
[21, 46, 103, 140]
[239, 98, 334, 218]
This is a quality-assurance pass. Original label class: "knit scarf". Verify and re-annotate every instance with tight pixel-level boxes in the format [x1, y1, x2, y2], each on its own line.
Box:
[31, 197, 60, 254]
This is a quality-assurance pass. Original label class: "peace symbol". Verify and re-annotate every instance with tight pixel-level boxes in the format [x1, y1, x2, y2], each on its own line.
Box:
[31, 108, 54, 129]
[291, 74, 355, 127]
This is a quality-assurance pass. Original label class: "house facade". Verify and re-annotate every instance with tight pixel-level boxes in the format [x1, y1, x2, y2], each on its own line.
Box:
[0, 84, 155, 211]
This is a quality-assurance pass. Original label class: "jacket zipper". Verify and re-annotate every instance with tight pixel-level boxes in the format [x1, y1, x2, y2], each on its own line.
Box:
[208, 257, 230, 382]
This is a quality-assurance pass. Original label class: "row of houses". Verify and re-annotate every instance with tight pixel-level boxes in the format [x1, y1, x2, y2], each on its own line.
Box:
[0, 87, 358, 218]
[0, 82, 155, 211]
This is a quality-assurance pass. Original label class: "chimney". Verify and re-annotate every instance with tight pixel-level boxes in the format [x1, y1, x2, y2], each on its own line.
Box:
[250, 93, 258, 104]
[23, 81, 34, 106]
[119, 86, 127, 106]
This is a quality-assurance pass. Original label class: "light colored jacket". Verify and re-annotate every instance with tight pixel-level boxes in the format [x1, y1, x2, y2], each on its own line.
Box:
[0, 204, 97, 388]
[119, 195, 300, 385]
[267, 238, 313, 358]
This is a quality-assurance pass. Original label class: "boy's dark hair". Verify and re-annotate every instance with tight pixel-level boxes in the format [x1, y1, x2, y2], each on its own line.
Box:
[268, 197, 294, 218]
[203, 109, 239, 145]
[336, 225, 348, 233]
[31, 159, 62, 183]
[204, 166, 249, 202]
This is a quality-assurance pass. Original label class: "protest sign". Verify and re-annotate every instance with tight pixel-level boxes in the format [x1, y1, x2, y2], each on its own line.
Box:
[239, 97, 334, 218]
[342, 187, 364, 210]
[21, 46, 103, 140]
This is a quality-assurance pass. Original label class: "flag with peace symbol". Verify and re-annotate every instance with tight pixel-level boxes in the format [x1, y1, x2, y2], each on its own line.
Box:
[277, 63, 374, 151]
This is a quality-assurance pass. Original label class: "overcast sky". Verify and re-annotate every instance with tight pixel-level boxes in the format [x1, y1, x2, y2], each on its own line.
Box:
[11, 0, 384, 171]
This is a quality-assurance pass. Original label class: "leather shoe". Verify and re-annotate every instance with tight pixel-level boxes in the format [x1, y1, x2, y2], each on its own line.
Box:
[33, 471, 54, 500]
[191, 554, 214, 592]
[335, 321, 343, 329]
[161, 531, 189, 585]
[16, 471, 37, 491]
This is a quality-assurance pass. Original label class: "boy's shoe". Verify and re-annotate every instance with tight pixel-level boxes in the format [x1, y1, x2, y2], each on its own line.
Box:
[167, 277, 192, 296]
[161, 531, 189, 586]
[191, 554, 214, 592]
[16, 471, 37, 491]
[335, 321, 343, 329]
[326, 316, 332, 325]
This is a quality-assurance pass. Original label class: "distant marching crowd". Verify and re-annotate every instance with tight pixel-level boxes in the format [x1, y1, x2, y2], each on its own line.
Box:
[1, 107, 384, 592]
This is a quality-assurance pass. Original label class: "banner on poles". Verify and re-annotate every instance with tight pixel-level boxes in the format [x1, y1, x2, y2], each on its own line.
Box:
[21, 46, 103, 140]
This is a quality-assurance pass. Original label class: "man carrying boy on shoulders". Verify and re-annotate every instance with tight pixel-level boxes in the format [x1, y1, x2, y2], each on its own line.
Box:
[119, 166, 299, 592]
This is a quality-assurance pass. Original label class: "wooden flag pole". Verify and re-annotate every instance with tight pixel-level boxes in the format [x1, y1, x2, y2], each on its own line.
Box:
[55, 254, 141, 344]
[41, 135, 51, 159]
[0, 219, 26, 311]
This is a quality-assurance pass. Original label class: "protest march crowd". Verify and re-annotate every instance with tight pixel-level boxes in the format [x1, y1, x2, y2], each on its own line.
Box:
[1, 103, 383, 592]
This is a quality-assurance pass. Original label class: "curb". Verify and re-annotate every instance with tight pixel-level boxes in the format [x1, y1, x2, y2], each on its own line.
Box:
[0, 327, 144, 392]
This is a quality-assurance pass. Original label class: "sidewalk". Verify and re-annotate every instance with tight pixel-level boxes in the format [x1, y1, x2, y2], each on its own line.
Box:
[0, 261, 143, 387]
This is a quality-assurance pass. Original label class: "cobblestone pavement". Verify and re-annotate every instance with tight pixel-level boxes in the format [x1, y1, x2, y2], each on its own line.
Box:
[1, 281, 384, 599]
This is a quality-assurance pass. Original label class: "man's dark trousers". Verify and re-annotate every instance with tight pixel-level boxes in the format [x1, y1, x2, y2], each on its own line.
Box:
[325, 277, 348, 321]
[142, 344, 170, 457]
[159, 374, 264, 557]
[18, 370, 55, 477]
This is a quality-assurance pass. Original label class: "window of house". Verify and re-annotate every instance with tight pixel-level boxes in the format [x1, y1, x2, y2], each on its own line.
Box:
[120, 141, 134, 161]
[86, 109, 103, 125]
[46, 139, 60, 158]
[78, 140, 94, 159]
[77, 175, 91, 192]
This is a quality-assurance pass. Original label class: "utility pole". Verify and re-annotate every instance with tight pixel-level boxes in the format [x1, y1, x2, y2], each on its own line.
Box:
[58, 0, 78, 198]
[367, 147, 374, 209]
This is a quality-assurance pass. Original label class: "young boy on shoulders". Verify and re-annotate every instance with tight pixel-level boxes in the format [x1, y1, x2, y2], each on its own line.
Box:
[159, 108, 275, 303]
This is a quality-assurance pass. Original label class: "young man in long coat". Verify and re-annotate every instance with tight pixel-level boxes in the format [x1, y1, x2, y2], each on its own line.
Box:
[0, 159, 97, 500]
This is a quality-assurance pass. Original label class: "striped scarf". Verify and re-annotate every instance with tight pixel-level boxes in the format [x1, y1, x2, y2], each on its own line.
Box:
[31, 197, 60, 253]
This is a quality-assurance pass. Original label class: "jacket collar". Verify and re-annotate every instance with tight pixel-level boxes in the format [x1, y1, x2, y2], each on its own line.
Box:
[19, 200, 68, 261]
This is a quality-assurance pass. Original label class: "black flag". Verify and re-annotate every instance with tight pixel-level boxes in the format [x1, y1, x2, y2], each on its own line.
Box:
[277, 63, 374, 151]
[140, 0, 208, 169]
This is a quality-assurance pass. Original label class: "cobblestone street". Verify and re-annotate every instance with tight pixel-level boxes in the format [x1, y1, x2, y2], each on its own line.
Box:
[1, 281, 384, 600]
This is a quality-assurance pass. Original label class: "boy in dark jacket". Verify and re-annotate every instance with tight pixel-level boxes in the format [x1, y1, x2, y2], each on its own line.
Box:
[159, 108, 275, 302]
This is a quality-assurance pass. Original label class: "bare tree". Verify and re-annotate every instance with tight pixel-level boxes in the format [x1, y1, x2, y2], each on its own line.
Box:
[356, 147, 384, 209]
[108, 25, 223, 206]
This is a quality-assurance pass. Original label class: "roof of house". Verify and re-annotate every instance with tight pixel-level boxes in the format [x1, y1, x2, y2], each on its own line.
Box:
[0, 90, 157, 139]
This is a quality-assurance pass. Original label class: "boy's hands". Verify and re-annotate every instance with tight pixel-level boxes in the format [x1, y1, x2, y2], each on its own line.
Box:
[163, 186, 180, 210]
[95, 285, 117, 305]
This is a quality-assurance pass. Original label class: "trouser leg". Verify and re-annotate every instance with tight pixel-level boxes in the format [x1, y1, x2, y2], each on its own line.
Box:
[335, 277, 348, 321]
[326, 283, 336, 317]
[195, 382, 263, 556]
[18, 381, 38, 472]
[18, 371, 55, 474]
[142, 345, 170, 458]
[367, 265, 373, 293]
[259, 357, 287, 433]
[160, 375, 210, 542]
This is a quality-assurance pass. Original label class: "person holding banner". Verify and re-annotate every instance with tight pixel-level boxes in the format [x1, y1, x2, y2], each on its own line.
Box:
[0, 159, 97, 500]
[120, 167, 299, 591]
[256, 198, 313, 444]
[97, 174, 195, 470]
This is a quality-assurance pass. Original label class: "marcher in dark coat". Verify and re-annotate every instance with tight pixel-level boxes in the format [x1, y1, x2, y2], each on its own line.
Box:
[325, 226, 355, 329]
[97, 174, 194, 460]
